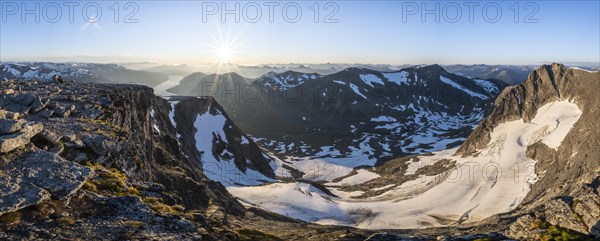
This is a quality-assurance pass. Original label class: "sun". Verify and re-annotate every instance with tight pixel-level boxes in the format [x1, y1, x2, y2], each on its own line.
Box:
[216, 44, 234, 63]
[204, 27, 246, 73]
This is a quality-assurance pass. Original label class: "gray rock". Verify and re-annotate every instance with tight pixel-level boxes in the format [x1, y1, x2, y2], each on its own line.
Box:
[0, 123, 43, 153]
[78, 108, 103, 119]
[38, 129, 61, 144]
[507, 215, 537, 240]
[82, 134, 113, 156]
[60, 134, 77, 142]
[3, 111, 20, 120]
[36, 108, 54, 118]
[72, 152, 88, 163]
[48, 144, 64, 155]
[12, 93, 35, 106]
[544, 198, 588, 234]
[52, 105, 71, 118]
[30, 97, 48, 113]
[0, 151, 93, 215]
[0, 174, 51, 215]
[0, 119, 25, 134]
[573, 186, 600, 236]
[65, 140, 86, 149]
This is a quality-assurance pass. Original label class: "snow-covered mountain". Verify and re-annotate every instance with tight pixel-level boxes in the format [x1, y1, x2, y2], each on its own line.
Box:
[1, 63, 109, 83]
[254, 71, 321, 91]
[167, 65, 507, 177]
[228, 64, 600, 237]
[0, 62, 168, 87]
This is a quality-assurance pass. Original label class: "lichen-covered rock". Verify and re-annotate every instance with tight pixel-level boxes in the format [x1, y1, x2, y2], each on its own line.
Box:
[0, 123, 43, 153]
[0, 151, 93, 215]
[544, 198, 588, 234]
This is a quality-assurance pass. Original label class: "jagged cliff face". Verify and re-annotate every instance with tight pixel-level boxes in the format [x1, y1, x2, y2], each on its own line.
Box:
[169, 96, 275, 186]
[456, 64, 600, 238]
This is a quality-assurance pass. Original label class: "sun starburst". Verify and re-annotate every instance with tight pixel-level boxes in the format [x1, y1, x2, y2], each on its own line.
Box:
[204, 27, 246, 74]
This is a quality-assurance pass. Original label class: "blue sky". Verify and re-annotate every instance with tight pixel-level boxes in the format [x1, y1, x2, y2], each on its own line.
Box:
[0, 0, 598, 65]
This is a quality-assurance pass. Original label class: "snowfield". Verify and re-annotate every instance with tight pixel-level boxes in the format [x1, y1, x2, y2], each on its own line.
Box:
[227, 100, 583, 229]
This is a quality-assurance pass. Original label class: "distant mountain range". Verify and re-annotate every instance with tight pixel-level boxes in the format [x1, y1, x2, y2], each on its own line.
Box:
[167, 65, 508, 168]
[1, 62, 168, 87]
[126, 62, 598, 85]
[441, 64, 536, 85]
[4, 62, 598, 86]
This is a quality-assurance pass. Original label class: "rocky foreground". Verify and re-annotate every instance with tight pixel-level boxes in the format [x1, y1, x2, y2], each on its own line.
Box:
[0, 67, 598, 241]
[0, 80, 393, 240]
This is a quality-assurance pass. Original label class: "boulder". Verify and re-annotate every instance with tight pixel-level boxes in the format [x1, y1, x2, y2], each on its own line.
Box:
[65, 139, 86, 149]
[12, 93, 35, 106]
[0, 151, 93, 215]
[3, 111, 20, 120]
[82, 134, 113, 156]
[0, 123, 43, 153]
[0, 119, 25, 134]
[36, 108, 54, 118]
[52, 105, 71, 118]
[30, 97, 48, 113]
[38, 129, 61, 144]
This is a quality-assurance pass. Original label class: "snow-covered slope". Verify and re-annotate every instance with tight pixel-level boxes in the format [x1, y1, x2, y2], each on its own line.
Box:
[229, 100, 583, 229]
[167, 96, 276, 186]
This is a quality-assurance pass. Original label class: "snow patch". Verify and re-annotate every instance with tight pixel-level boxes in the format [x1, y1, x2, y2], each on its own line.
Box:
[348, 83, 367, 99]
[370, 116, 397, 122]
[359, 74, 384, 87]
[383, 71, 409, 85]
[473, 79, 499, 94]
[439, 76, 488, 99]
